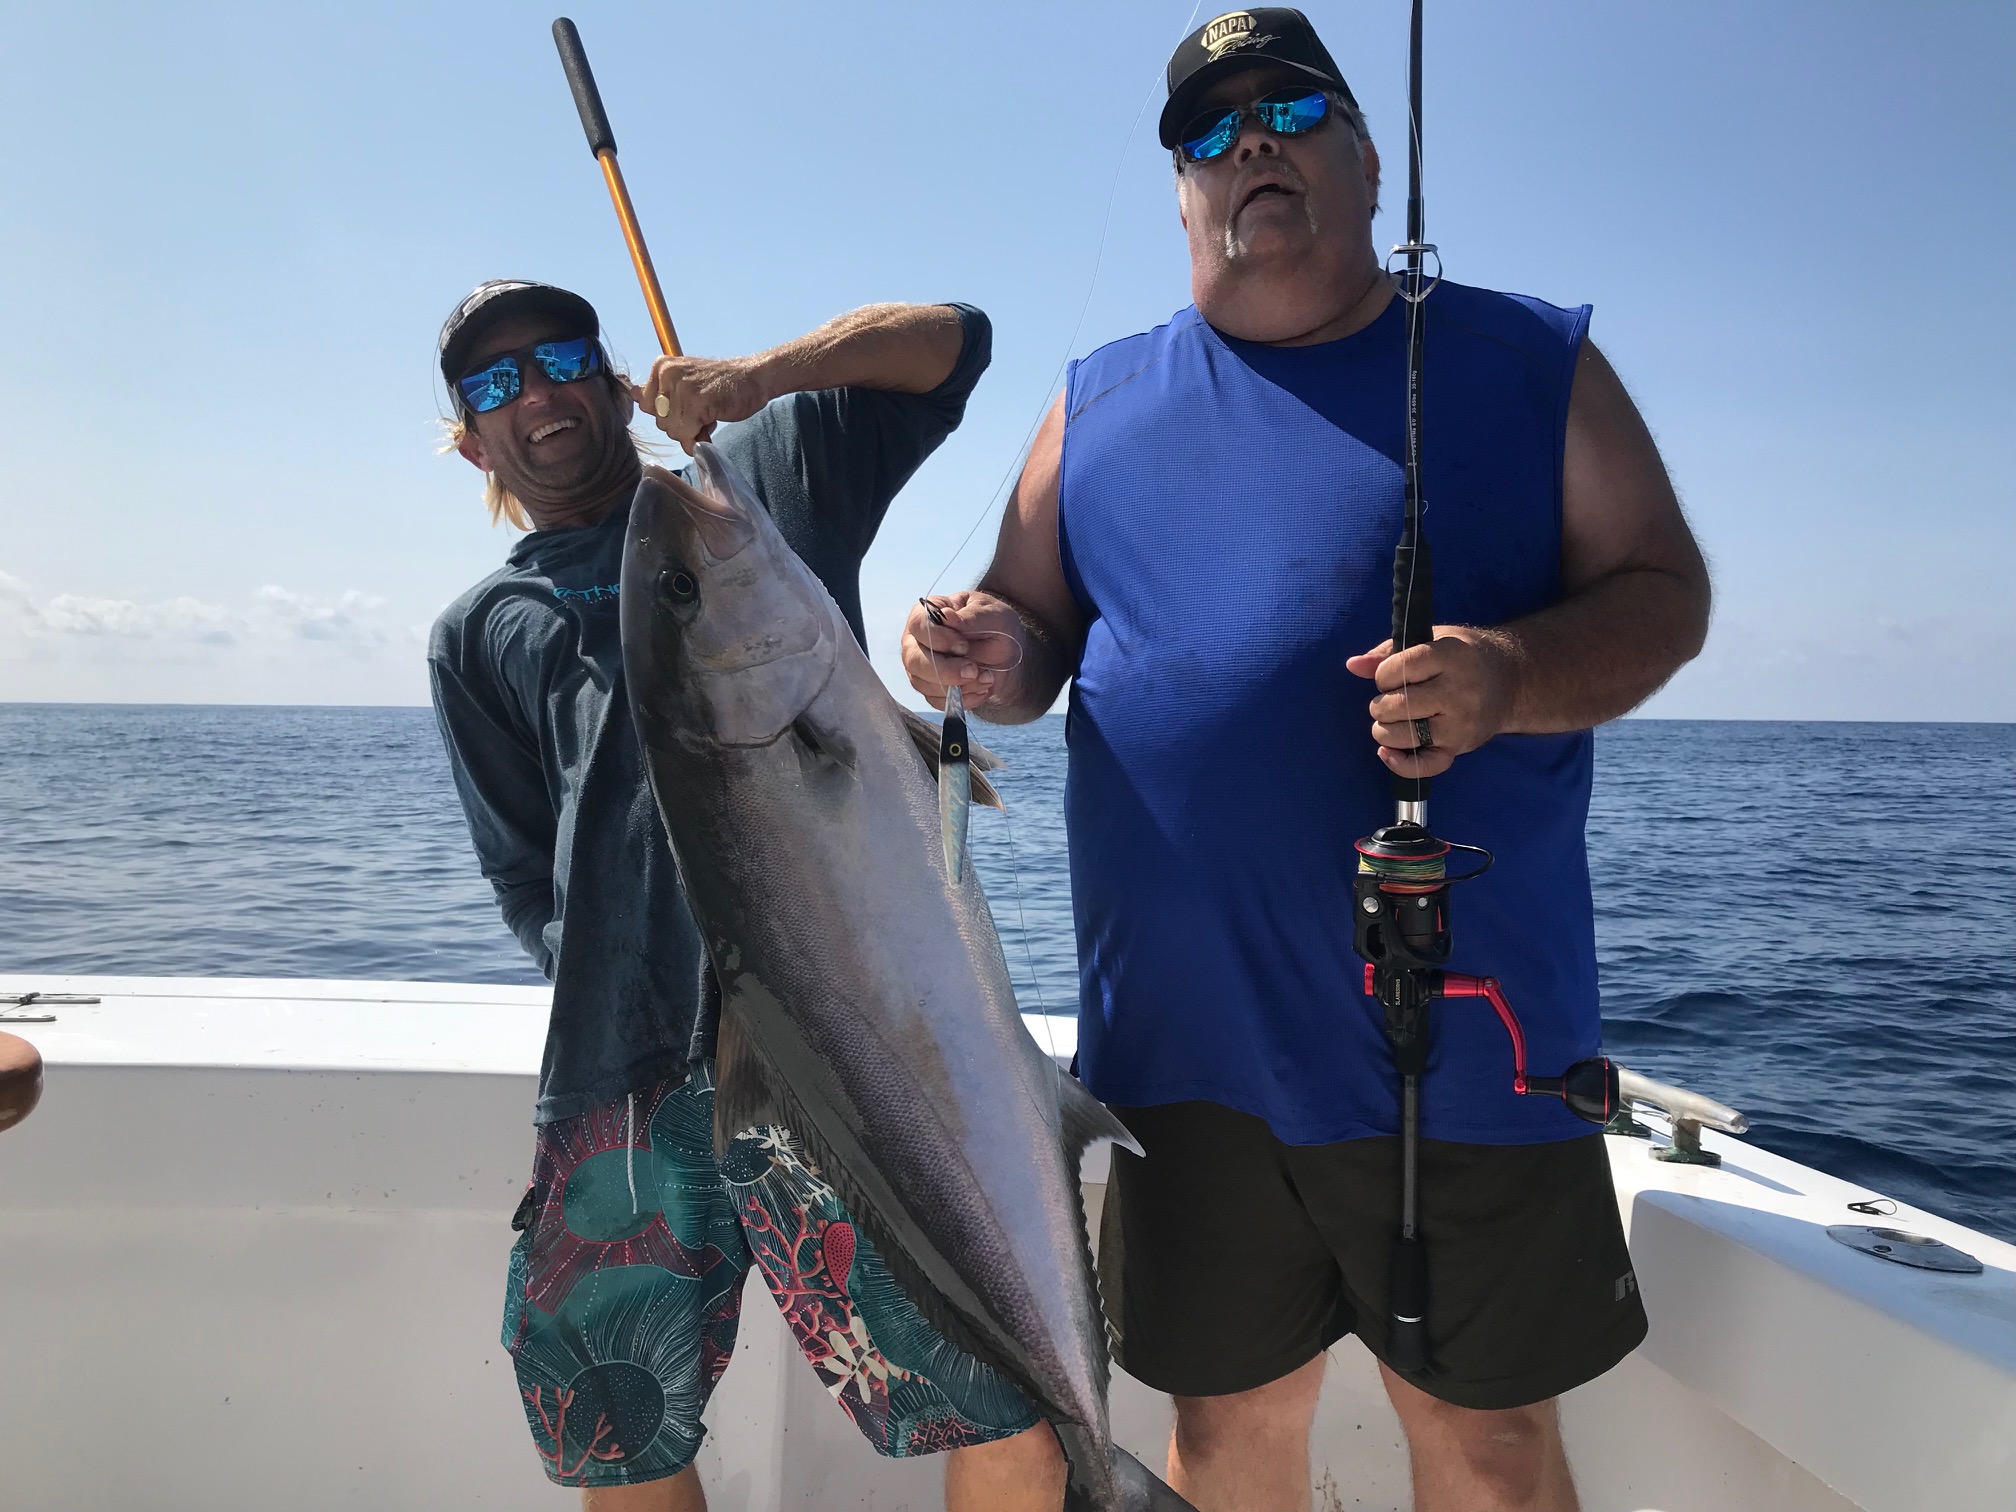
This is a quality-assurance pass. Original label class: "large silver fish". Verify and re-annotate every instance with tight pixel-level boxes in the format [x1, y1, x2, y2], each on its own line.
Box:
[620, 446, 1193, 1512]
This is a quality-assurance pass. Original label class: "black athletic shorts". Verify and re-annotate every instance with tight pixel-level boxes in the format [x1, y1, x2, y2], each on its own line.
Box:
[1096, 1101, 1648, 1411]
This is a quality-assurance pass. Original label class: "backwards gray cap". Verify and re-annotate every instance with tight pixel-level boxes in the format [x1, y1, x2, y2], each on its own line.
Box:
[438, 279, 600, 390]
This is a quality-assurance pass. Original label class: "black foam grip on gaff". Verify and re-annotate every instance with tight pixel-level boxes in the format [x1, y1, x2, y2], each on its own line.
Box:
[1386, 1234, 1430, 1374]
[552, 18, 617, 157]
[1390, 538, 1434, 804]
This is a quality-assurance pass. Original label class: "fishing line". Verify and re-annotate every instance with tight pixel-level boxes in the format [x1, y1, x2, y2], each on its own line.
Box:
[917, 595, 1056, 1058]
[916, 596, 1027, 678]
[924, 0, 1209, 596]
[997, 792, 1063, 1059]
[1388, 23, 1438, 767]
[920, 1, 1206, 1069]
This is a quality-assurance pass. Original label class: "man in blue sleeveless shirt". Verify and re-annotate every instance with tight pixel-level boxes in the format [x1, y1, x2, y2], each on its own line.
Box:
[904, 10, 1709, 1511]
[430, 282, 1061, 1509]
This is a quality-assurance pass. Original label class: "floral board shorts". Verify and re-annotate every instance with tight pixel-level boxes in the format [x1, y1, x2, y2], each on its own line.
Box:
[502, 1065, 1041, 1487]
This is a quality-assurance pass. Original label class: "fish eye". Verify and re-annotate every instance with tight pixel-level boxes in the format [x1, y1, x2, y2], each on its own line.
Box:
[657, 567, 699, 605]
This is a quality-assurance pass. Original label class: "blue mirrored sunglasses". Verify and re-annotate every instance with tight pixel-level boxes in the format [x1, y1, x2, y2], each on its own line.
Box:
[1180, 88, 1331, 163]
[457, 337, 604, 414]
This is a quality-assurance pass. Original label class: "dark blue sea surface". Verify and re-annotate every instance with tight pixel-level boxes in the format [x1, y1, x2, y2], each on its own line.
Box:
[0, 706, 2010, 1240]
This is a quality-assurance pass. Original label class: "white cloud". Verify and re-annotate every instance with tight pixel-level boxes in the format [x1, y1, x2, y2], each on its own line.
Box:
[0, 570, 432, 704]
[38, 591, 241, 643]
[251, 585, 396, 648]
[0, 574, 416, 653]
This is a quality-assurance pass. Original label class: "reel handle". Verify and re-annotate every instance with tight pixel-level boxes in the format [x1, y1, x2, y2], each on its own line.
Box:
[1520, 1057, 1621, 1126]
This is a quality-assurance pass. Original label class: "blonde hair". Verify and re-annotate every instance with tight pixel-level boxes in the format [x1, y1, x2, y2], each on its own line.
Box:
[438, 415, 536, 531]
[438, 367, 661, 532]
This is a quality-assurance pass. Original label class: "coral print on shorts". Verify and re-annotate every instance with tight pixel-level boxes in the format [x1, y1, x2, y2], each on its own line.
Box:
[501, 1070, 1035, 1488]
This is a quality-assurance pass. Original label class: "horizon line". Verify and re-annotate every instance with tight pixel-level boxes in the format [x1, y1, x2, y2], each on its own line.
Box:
[0, 700, 2011, 729]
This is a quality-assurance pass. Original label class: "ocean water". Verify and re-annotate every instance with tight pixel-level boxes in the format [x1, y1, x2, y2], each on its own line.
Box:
[1, 705, 2010, 1241]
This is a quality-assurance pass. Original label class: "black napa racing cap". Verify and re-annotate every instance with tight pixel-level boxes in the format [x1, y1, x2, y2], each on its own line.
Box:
[438, 279, 600, 391]
[1158, 8, 1359, 149]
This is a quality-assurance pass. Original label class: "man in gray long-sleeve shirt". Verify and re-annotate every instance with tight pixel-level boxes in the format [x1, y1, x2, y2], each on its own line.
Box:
[428, 280, 1062, 1510]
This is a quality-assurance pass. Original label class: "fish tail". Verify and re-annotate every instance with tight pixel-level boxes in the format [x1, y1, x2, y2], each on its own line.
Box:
[1056, 1428, 1199, 1512]
[1103, 1444, 1199, 1512]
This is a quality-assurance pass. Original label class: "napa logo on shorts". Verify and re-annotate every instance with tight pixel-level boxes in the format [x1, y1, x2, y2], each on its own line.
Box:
[553, 583, 620, 606]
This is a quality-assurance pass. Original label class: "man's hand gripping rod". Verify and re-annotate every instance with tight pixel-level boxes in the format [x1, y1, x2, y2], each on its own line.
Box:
[1349, 0, 1620, 1378]
[552, 18, 683, 368]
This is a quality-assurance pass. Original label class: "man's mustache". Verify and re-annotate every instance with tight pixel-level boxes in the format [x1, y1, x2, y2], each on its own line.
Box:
[1229, 160, 1310, 210]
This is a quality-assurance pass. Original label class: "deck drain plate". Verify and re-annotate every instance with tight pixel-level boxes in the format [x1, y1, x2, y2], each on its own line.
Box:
[1827, 1225, 1983, 1274]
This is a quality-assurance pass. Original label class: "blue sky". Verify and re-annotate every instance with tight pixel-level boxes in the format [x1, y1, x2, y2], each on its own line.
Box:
[0, 0, 2009, 717]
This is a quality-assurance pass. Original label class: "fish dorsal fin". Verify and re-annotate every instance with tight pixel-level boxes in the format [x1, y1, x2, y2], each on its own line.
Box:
[901, 707, 1003, 808]
[1056, 1068, 1143, 1161]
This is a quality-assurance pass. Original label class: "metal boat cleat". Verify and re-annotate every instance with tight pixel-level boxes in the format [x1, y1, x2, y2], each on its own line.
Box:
[1603, 1104, 1656, 1140]
[1827, 1225, 1984, 1274]
[0, 991, 99, 1025]
[1616, 1067, 1748, 1167]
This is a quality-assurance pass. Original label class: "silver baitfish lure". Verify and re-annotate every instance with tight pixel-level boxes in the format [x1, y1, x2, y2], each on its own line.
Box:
[939, 683, 972, 881]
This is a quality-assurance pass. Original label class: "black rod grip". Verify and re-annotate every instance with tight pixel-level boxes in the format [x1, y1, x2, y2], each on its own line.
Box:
[1386, 1234, 1430, 1373]
[552, 18, 617, 157]
[1390, 536, 1434, 804]
[1391, 537, 1434, 654]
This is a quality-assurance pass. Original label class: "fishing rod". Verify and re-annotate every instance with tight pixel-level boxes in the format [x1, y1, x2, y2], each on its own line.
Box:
[552, 17, 684, 395]
[1349, 0, 1622, 1376]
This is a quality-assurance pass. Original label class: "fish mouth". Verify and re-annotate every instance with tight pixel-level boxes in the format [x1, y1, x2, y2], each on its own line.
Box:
[641, 463, 757, 562]
[679, 448, 763, 561]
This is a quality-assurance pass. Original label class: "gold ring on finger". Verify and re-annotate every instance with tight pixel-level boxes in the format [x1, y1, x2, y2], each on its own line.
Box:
[655, 394, 671, 418]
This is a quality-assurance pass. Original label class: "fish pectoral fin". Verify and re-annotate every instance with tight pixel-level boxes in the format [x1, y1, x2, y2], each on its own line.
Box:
[902, 709, 1006, 809]
[1057, 1068, 1143, 1160]
[790, 711, 857, 772]
[968, 766, 1002, 809]
[711, 999, 801, 1161]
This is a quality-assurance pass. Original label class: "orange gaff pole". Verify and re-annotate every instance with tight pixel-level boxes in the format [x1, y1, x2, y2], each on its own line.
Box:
[553, 18, 682, 359]
[596, 147, 681, 358]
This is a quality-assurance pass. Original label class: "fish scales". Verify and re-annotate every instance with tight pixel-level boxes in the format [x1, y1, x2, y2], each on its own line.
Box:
[619, 447, 1192, 1512]
[627, 566, 1082, 1380]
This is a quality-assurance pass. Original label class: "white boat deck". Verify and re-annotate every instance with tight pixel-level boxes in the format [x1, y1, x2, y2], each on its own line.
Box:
[3, 976, 2012, 1511]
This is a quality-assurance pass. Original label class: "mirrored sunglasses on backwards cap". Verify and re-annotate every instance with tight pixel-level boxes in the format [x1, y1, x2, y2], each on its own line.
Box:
[456, 336, 606, 415]
[1178, 87, 1332, 163]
